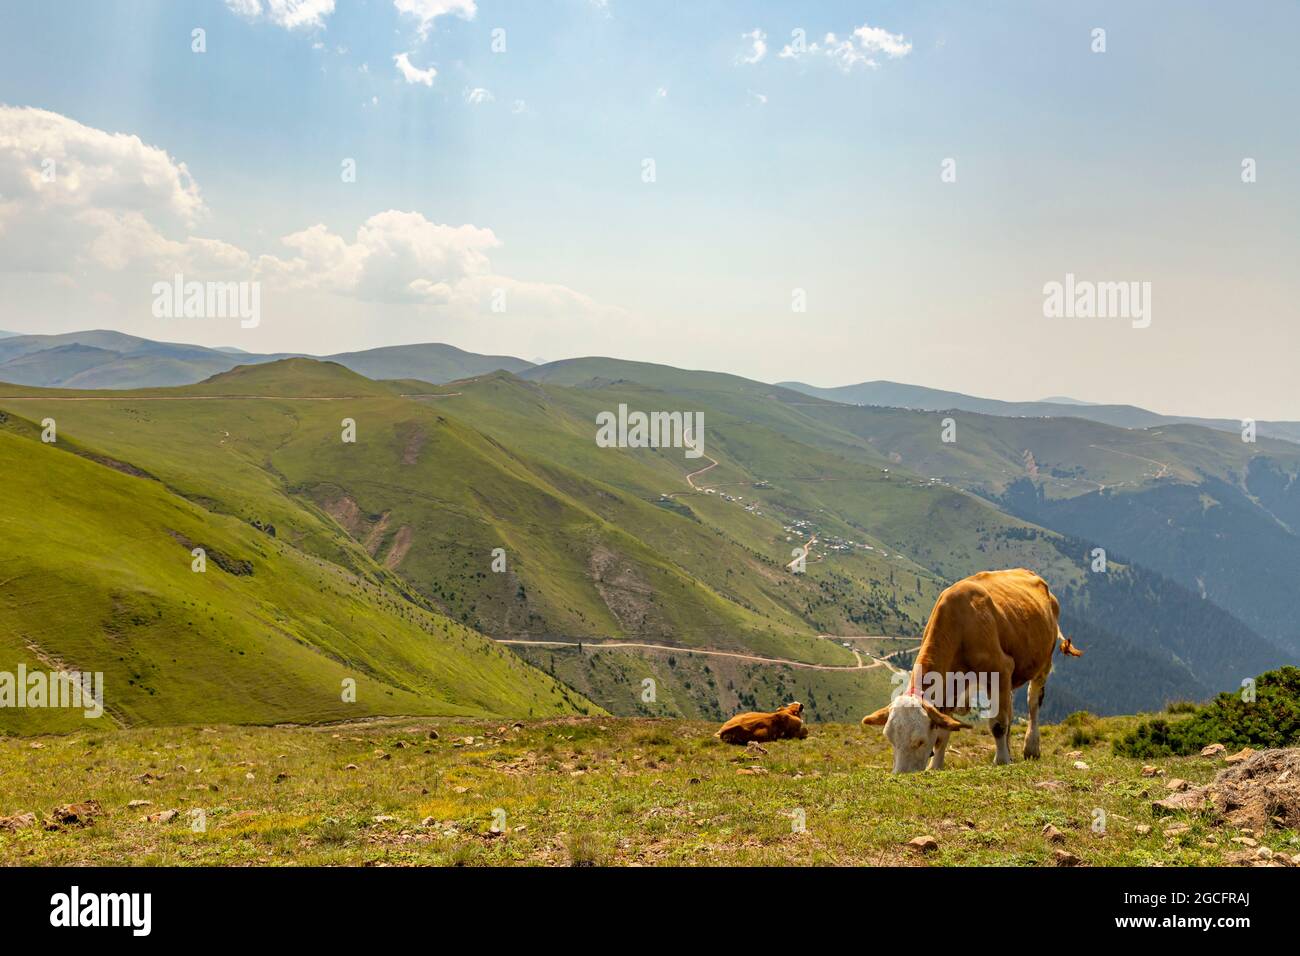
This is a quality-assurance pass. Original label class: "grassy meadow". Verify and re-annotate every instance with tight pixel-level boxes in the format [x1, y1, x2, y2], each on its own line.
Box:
[3, 712, 1289, 867]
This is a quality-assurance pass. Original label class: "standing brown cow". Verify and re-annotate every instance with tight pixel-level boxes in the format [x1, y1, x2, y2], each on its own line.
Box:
[861, 569, 1083, 773]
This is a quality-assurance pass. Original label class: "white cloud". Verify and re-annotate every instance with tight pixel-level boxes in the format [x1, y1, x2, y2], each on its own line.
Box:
[853, 24, 913, 59]
[738, 28, 767, 65]
[463, 87, 494, 105]
[748, 90, 768, 106]
[255, 210, 608, 320]
[225, 0, 262, 18]
[511, 99, 528, 114]
[824, 33, 871, 71]
[224, 0, 335, 31]
[394, 0, 476, 40]
[394, 52, 437, 86]
[778, 21, 911, 72]
[0, 105, 246, 274]
[258, 211, 498, 305]
[0, 107, 616, 331]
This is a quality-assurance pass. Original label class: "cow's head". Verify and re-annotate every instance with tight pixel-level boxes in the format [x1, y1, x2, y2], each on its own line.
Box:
[862, 694, 971, 773]
[778, 702, 809, 739]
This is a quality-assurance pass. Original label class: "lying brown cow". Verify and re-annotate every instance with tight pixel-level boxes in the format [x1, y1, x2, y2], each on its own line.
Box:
[716, 702, 810, 744]
[861, 568, 1083, 773]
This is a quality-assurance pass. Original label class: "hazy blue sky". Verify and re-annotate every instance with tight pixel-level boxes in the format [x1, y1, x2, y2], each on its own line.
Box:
[1, 1, 1297, 418]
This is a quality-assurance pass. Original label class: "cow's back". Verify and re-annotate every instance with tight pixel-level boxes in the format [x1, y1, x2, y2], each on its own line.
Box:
[717, 711, 768, 743]
[931, 569, 1059, 689]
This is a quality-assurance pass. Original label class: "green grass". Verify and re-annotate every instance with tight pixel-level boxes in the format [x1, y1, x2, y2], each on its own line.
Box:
[0, 410, 594, 733]
[2, 713, 1287, 866]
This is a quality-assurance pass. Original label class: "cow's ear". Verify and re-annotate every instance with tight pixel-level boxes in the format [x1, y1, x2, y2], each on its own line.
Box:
[861, 704, 891, 727]
[923, 700, 971, 732]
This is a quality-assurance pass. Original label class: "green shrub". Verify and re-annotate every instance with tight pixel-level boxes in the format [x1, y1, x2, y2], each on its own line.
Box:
[1060, 710, 1104, 746]
[1069, 725, 1103, 747]
[1113, 667, 1300, 758]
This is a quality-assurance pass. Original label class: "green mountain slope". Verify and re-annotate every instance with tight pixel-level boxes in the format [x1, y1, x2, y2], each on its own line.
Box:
[1006, 474, 1300, 655]
[0, 406, 595, 734]
[2, 361, 914, 722]
[0, 365, 848, 659]
[773, 398, 1300, 656]
[2, 356, 1288, 726]
[430, 368, 1283, 719]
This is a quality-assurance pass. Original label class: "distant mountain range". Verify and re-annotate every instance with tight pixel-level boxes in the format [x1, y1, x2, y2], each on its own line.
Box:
[4, 331, 1294, 450]
[0, 330, 535, 389]
[780, 380, 1300, 446]
[4, 330, 1295, 448]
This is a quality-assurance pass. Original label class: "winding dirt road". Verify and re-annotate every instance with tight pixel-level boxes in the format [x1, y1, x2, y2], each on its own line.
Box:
[787, 534, 817, 571]
[685, 454, 719, 490]
[495, 638, 884, 671]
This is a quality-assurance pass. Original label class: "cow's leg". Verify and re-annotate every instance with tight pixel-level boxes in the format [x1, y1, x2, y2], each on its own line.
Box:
[929, 728, 952, 770]
[1024, 674, 1047, 759]
[990, 668, 1014, 765]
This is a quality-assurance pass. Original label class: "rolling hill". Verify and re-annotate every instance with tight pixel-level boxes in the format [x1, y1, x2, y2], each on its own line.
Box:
[1, 362, 870, 722]
[0, 387, 595, 734]
[1, 353, 1294, 729]
[0, 331, 285, 388]
[0, 331, 533, 390]
[499, 360, 1290, 711]
[781, 379, 1300, 446]
[773, 396, 1300, 657]
[323, 343, 534, 382]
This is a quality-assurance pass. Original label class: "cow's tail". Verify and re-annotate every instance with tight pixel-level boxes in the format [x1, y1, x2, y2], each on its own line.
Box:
[1057, 629, 1084, 657]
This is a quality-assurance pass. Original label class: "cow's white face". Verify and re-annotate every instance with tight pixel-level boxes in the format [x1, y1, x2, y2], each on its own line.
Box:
[882, 696, 939, 774]
[862, 694, 970, 774]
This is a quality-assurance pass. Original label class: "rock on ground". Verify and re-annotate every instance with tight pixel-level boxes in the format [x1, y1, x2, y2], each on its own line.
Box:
[0, 812, 37, 832]
[907, 835, 939, 854]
